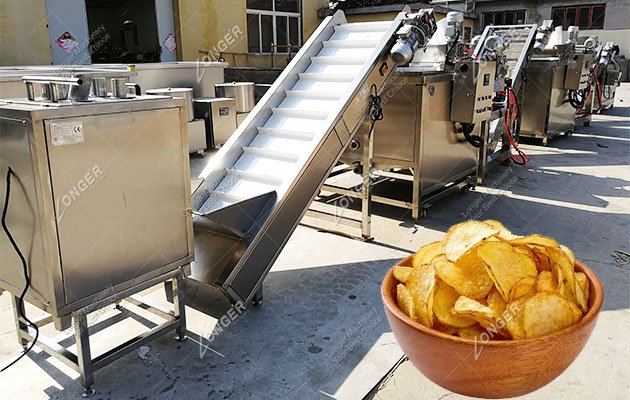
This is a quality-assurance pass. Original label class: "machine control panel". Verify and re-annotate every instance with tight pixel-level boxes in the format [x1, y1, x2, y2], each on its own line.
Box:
[564, 53, 592, 90]
[450, 61, 497, 124]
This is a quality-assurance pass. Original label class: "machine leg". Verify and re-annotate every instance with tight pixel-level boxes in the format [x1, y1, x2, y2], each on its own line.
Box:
[163, 279, 174, 303]
[411, 167, 421, 220]
[361, 126, 374, 239]
[476, 120, 489, 185]
[252, 287, 264, 307]
[173, 272, 187, 342]
[11, 296, 29, 349]
[73, 312, 95, 397]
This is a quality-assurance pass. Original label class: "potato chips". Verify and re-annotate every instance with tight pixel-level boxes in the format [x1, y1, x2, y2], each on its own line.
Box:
[392, 220, 590, 340]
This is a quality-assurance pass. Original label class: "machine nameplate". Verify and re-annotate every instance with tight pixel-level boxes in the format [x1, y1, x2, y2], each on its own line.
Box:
[50, 120, 84, 146]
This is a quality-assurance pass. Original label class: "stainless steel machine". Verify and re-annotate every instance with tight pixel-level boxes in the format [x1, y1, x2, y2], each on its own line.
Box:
[471, 22, 542, 180]
[310, 13, 539, 238]
[0, 75, 193, 395]
[519, 23, 592, 145]
[596, 42, 623, 110]
[193, 97, 238, 148]
[575, 40, 622, 125]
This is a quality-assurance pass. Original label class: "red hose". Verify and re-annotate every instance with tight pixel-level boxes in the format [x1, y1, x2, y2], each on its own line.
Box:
[591, 65, 603, 112]
[505, 88, 530, 165]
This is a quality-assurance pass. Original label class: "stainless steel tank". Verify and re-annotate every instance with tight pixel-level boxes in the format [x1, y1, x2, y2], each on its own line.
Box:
[146, 87, 194, 121]
[214, 82, 255, 113]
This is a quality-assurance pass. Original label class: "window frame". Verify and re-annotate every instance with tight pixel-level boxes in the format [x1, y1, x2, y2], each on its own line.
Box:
[247, 1, 301, 55]
[481, 10, 527, 29]
[551, 4, 606, 30]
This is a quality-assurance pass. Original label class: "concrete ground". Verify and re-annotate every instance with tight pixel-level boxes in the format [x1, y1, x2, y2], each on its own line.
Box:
[0, 85, 628, 399]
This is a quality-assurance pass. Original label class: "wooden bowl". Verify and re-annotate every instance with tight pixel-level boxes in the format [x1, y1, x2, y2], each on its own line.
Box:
[381, 257, 603, 398]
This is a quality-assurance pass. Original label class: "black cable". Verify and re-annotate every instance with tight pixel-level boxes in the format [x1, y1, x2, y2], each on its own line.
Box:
[445, 30, 461, 64]
[367, 84, 383, 139]
[459, 122, 483, 148]
[1, 167, 39, 372]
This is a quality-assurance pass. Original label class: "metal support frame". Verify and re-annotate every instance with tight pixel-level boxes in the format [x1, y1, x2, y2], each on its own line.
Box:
[309, 160, 475, 240]
[361, 124, 375, 239]
[11, 268, 188, 397]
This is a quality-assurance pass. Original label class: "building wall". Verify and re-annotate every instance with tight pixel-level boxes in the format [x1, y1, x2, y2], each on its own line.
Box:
[0, 0, 328, 68]
[474, 0, 630, 56]
[0, 0, 52, 65]
[344, 11, 476, 32]
[177, 0, 329, 68]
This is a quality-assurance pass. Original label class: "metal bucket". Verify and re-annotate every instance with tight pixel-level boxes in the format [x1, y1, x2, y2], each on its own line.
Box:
[214, 82, 255, 113]
[146, 87, 195, 121]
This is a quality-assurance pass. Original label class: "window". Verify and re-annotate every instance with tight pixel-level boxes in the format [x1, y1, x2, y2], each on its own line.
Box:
[464, 26, 472, 44]
[551, 4, 605, 29]
[481, 10, 527, 28]
[247, 0, 301, 54]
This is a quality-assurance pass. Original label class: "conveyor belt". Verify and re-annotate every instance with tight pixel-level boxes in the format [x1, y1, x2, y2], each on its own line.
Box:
[190, 10, 411, 303]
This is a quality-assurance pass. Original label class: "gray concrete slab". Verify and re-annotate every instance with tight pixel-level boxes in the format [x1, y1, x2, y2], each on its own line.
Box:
[0, 84, 628, 400]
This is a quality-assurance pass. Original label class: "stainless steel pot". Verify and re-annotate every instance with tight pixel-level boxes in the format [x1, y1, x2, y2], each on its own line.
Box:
[146, 87, 195, 121]
[214, 82, 255, 113]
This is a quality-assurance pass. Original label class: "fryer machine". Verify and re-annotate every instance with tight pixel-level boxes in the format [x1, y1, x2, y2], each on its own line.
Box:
[0, 75, 193, 395]
[575, 40, 622, 126]
[519, 23, 593, 145]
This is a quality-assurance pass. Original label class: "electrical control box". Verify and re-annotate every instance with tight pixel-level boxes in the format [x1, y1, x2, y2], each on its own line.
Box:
[450, 60, 496, 124]
[564, 53, 592, 90]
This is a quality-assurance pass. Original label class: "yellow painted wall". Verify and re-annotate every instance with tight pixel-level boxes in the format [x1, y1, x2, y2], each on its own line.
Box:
[178, 0, 328, 68]
[0, 0, 52, 65]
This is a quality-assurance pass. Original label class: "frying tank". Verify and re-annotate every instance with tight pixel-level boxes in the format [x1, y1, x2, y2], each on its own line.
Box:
[520, 59, 576, 144]
[339, 70, 479, 218]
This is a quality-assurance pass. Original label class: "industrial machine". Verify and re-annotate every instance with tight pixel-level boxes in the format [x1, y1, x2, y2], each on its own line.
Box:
[309, 13, 539, 238]
[193, 97, 238, 148]
[596, 42, 623, 110]
[0, 75, 193, 395]
[188, 8, 431, 304]
[575, 40, 622, 125]
[519, 23, 593, 145]
[215, 82, 256, 126]
[146, 87, 209, 154]
[471, 22, 543, 178]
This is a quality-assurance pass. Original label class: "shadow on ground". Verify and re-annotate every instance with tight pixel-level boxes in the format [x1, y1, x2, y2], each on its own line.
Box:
[35, 258, 401, 399]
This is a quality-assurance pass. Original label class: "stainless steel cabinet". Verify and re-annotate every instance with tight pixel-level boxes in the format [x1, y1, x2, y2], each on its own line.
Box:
[0, 97, 193, 329]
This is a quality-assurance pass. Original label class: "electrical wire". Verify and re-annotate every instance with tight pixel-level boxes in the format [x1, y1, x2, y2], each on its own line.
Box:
[458, 122, 483, 148]
[445, 30, 460, 64]
[463, 45, 480, 61]
[504, 88, 530, 165]
[0, 167, 39, 372]
[367, 83, 384, 139]
[591, 65, 603, 112]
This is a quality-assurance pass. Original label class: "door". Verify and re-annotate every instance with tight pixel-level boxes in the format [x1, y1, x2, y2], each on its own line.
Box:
[44, 108, 190, 304]
[46, 0, 92, 65]
[155, 0, 177, 62]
